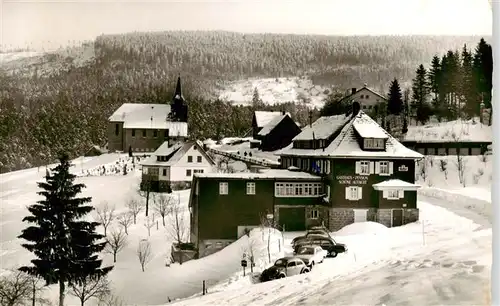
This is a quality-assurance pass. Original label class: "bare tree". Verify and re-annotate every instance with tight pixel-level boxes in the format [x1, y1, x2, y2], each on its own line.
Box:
[144, 216, 155, 237]
[126, 197, 143, 224]
[259, 213, 277, 264]
[456, 154, 467, 187]
[154, 194, 174, 226]
[105, 230, 128, 263]
[0, 270, 32, 306]
[137, 240, 153, 272]
[167, 196, 187, 246]
[117, 212, 133, 235]
[69, 276, 111, 306]
[97, 293, 125, 306]
[94, 202, 116, 236]
[419, 159, 427, 183]
[439, 159, 448, 180]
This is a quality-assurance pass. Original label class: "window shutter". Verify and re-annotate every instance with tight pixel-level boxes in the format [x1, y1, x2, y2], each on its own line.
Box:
[374, 161, 380, 174]
[389, 162, 394, 175]
[345, 187, 351, 200]
[369, 162, 374, 174]
[398, 189, 404, 199]
[355, 161, 361, 174]
[382, 190, 388, 199]
[357, 187, 362, 200]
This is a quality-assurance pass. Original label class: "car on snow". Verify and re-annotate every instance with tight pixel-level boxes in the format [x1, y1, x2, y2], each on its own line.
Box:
[259, 257, 310, 282]
[294, 245, 327, 269]
[292, 233, 330, 247]
[293, 236, 347, 258]
[291, 230, 331, 246]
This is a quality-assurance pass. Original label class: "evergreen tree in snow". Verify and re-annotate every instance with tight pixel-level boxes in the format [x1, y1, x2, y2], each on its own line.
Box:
[387, 78, 404, 115]
[18, 153, 113, 306]
[473, 38, 493, 108]
[411, 64, 431, 124]
[252, 87, 263, 108]
[460, 44, 476, 118]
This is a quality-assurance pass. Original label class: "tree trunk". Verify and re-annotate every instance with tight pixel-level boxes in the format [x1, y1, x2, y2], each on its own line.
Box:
[32, 280, 36, 306]
[162, 216, 165, 227]
[59, 279, 65, 306]
[124, 226, 128, 235]
[81, 297, 85, 306]
[113, 252, 117, 263]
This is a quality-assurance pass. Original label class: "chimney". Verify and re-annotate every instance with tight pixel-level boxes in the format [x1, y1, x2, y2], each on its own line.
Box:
[351, 88, 357, 95]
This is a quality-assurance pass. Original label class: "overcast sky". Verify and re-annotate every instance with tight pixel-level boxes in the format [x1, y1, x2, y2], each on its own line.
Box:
[1, 0, 493, 50]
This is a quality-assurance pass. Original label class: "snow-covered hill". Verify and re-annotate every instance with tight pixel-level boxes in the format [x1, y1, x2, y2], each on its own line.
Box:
[0, 43, 95, 76]
[218, 77, 331, 108]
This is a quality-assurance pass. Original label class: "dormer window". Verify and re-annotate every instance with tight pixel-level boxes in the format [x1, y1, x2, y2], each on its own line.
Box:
[364, 138, 385, 150]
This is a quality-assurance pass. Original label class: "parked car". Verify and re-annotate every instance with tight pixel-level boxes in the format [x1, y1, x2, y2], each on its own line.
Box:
[295, 245, 327, 269]
[259, 257, 310, 282]
[293, 236, 347, 258]
[291, 230, 330, 246]
[292, 233, 330, 247]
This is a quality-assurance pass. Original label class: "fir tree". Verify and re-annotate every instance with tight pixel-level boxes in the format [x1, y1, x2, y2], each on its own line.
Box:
[252, 87, 263, 108]
[18, 153, 113, 306]
[427, 55, 441, 104]
[387, 78, 404, 115]
[460, 44, 476, 118]
[411, 64, 431, 124]
[473, 38, 493, 108]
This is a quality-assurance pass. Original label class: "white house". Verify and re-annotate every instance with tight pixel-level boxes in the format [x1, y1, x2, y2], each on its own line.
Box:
[140, 141, 216, 192]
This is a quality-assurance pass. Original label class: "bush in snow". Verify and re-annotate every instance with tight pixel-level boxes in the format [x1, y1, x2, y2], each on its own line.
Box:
[455, 154, 468, 187]
[418, 159, 428, 183]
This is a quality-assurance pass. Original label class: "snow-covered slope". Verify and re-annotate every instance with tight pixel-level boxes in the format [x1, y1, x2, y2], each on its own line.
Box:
[404, 118, 492, 142]
[218, 77, 331, 108]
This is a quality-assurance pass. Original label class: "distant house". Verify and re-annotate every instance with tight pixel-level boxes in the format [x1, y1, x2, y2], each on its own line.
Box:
[107, 76, 189, 153]
[189, 102, 423, 257]
[254, 112, 301, 152]
[339, 84, 387, 112]
[84, 145, 108, 157]
[140, 141, 215, 192]
[252, 111, 286, 139]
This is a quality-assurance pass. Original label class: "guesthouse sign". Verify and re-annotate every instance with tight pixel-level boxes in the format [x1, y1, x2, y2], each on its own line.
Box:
[398, 165, 408, 172]
[336, 175, 368, 185]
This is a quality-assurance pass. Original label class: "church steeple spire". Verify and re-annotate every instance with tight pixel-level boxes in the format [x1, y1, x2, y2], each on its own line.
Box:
[174, 74, 183, 100]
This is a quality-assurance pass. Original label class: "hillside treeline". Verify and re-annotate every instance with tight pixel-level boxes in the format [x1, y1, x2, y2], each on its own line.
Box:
[0, 31, 488, 173]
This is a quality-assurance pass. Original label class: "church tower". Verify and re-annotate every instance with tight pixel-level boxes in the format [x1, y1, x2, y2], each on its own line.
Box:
[169, 75, 188, 122]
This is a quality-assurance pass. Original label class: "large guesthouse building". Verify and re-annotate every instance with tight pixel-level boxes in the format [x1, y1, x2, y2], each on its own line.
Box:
[189, 102, 423, 257]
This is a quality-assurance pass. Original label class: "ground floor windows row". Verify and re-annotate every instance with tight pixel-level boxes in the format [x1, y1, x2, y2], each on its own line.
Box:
[274, 182, 324, 197]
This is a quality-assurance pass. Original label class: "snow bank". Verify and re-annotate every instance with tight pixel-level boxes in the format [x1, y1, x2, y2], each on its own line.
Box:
[335, 221, 389, 236]
[404, 118, 492, 142]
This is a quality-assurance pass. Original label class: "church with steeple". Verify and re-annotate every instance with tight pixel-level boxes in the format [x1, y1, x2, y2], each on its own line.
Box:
[106, 75, 189, 153]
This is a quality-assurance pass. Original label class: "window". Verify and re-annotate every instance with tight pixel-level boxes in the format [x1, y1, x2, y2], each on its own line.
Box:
[115, 124, 119, 136]
[197, 156, 202, 163]
[162, 168, 167, 176]
[384, 189, 403, 200]
[153, 130, 158, 138]
[132, 129, 136, 137]
[186, 169, 192, 176]
[357, 161, 370, 175]
[246, 182, 256, 195]
[142, 130, 146, 137]
[142, 167, 148, 175]
[193, 169, 204, 174]
[274, 182, 323, 197]
[164, 130, 169, 137]
[345, 186, 362, 201]
[187, 156, 193, 163]
[360, 94, 364, 99]
[364, 138, 384, 149]
[378, 161, 389, 175]
[310, 209, 319, 219]
[366, 95, 370, 99]
[438, 148, 447, 155]
[219, 182, 228, 195]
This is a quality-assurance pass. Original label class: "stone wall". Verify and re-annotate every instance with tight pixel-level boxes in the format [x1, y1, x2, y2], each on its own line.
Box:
[328, 208, 354, 231]
[377, 208, 420, 227]
[198, 239, 234, 258]
[404, 208, 419, 224]
[377, 209, 392, 227]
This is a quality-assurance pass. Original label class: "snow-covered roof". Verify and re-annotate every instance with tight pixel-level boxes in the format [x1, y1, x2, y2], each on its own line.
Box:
[293, 115, 351, 141]
[254, 111, 284, 128]
[353, 118, 389, 139]
[155, 142, 183, 156]
[194, 169, 321, 180]
[277, 111, 423, 159]
[339, 85, 387, 103]
[372, 179, 421, 190]
[258, 114, 290, 136]
[403, 119, 492, 143]
[141, 141, 215, 167]
[108, 103, 188, 136]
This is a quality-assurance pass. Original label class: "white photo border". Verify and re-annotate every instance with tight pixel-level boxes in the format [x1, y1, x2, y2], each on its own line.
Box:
[492, 1, 499, 304]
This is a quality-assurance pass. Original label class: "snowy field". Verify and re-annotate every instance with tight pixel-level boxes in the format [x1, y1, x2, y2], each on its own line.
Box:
[0, 148, 492, 305]
[218, 77, 330, 108]
[404, 118, 492, 142]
